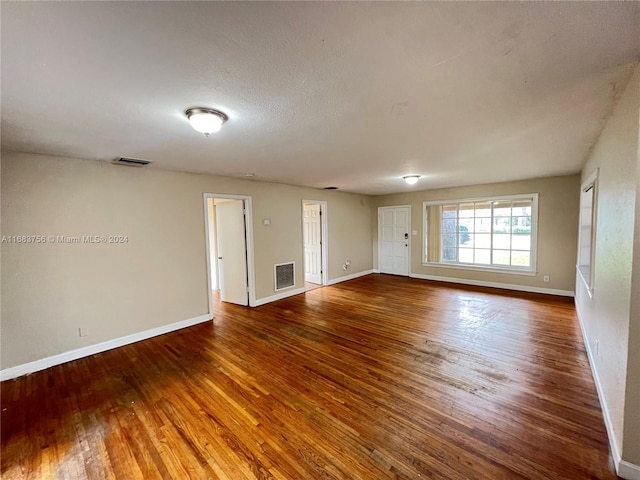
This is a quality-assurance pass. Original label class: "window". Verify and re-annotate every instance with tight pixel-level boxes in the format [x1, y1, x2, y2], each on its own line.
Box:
[423, 194, 538, 274]
[577, 170, 597, 296]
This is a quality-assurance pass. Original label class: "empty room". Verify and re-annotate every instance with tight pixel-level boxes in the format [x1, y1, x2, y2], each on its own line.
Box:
[1, 2, 639, 479]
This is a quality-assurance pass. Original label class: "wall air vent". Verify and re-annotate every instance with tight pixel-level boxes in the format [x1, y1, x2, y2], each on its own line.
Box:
[274, 262, 295, 291]
[112, 157, 151, 167]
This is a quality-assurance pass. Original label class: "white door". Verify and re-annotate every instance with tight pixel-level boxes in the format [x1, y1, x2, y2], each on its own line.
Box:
[303, 203, 322, 284]
[379, 206, 410, 276]
[216, 200, 248, 305]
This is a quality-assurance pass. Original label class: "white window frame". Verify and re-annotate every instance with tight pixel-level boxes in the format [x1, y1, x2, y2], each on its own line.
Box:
[576, 170, 598, 297]
[422, 193, 539, 276]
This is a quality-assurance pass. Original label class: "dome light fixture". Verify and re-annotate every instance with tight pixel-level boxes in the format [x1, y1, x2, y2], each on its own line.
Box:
[403, 175, 421, 185]
[185, 107, 228, 136]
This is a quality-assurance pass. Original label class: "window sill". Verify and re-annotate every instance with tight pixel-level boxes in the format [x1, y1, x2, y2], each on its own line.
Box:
[421, 262, 537, 276]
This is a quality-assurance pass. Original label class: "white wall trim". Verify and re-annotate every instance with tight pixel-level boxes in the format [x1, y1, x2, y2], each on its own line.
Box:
[0, 313, 212, 381]
[373, 269, 380, 274]
[619, 460, 640, 480]
[254, 287, 306, 307]
[409, 273, 574, 297]
[575, 303, 640, 480]
[326, 269, 374, 286]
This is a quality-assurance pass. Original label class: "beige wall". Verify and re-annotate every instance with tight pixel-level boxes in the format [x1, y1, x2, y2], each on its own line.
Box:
[1, 151, 373, 369]
[372, 175, 580, 293]
[575, 65, 639, 467]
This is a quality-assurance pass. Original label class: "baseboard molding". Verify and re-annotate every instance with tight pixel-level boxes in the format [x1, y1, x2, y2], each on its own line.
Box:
[408, 273, 574, 297]
[373, 269, 380, 274]
[575, 304, 640, 479]
[619, 461, 640, 480]
[254, 287, 306, 306]
[0, 313, 212, 382]
[326, 269, 374, 286]
[254, 270, 375, 305]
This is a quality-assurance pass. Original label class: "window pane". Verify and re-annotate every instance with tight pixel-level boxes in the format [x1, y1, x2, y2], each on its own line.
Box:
[493, 202, 512, 217]
[493, 217, 511, 233]
[442, 235, 457, 254]
[475, 249, 491, 264]
[459, 203, 474, 218]
[512, 234, 530, 250]
[511, 251, 530, 267]
[474, 233, 491, 248]
[475, 201, 492, 217]
[458, 225, 471, 244]
[512, 201, 531, 216]
[442, 205, 457, 218]
[475, 218, 491, 233]
[493, 234, 510, 249]
[512, 216, 531, 233]
[442, 248, 457, 262]
[459, 248, 473, 263]
[459, 218, 474, 232]
[442, 218, 457, 234]
[493, 250, 511, 265]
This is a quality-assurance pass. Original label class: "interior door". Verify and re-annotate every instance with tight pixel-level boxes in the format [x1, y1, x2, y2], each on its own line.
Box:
[216, 200, 248, 305]
[379, 206, 410, 276]
[303, 203, 322, 284]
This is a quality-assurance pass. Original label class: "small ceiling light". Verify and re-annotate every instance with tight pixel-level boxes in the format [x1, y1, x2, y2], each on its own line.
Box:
[185, 107, 228, 136]
[403, 175, 420, 185]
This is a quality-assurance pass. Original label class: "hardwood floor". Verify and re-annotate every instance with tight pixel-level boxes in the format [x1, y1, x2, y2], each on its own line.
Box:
[1, 275, 617, 479]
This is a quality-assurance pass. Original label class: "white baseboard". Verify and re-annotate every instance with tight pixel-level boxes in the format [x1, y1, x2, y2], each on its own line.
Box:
[254, 270, 375, 305]
[575, 303, 640, 479]
[0, 313, 212, 381]
[326, 269, 374, 286]
[619, 461, 640, 480]
[409, 273, 574, 297]
[254, 287, 306, 306]
[373, 269, 380, 273]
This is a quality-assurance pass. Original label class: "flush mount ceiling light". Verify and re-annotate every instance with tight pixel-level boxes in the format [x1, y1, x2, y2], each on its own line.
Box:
[185, 107, 228, 136]
[403, 175, 421, 185]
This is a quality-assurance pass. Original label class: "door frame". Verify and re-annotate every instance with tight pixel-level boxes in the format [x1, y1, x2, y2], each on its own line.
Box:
[302, 200, 328, 287]
[203, 193, 257, 314]
[377, 205, 411, 276]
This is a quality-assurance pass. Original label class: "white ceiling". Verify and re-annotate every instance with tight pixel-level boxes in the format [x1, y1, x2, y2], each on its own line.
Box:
[2, 2, 639, 195]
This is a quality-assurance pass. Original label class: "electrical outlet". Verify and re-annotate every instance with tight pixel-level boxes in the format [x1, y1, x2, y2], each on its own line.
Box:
[79, 327, 89, 337]
[543, 275, 550, 283]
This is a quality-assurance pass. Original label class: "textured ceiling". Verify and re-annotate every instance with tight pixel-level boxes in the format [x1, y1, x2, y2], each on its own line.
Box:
[1, 2, 639, 195]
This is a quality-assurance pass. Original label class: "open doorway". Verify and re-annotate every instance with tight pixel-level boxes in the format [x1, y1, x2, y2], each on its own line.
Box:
[204, 194, 256, 314]
[302, 200, 328, 291]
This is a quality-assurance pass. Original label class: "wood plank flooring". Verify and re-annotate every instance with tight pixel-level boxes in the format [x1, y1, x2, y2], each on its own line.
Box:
[1, 274, 617, 479]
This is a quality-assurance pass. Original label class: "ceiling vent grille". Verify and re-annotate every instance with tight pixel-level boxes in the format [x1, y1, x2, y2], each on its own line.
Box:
[112, 157, 151, 167]
[274, 262, 295, 291]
